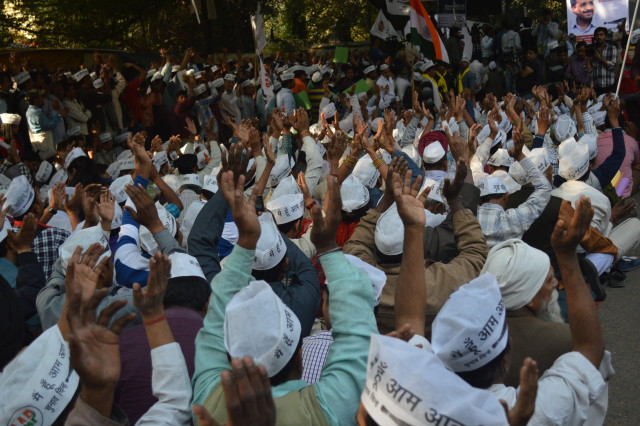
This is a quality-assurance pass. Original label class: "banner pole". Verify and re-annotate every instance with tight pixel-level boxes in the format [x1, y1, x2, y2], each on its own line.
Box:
[615, 0, 639, 97]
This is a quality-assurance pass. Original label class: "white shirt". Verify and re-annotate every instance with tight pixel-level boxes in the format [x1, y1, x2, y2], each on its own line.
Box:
[501, 30, 522, 53]
[376, 75, 395, 96]
[490, 351, 613, 425]
[481, 35, 494, 58]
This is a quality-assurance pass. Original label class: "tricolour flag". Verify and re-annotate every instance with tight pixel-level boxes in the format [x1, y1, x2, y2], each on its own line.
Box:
[409, 0, 449, 64]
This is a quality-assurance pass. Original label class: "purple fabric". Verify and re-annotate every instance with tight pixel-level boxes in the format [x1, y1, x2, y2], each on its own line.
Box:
[115, 307, 203, 424]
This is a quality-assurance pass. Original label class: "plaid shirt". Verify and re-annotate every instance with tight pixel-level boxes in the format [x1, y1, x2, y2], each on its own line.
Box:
[477, 158, 551, 248]
[592, 43, 618, 89]
[0, 160, 34, 186]
[301, 330, 333, 384]
[12, 225, 70, 279]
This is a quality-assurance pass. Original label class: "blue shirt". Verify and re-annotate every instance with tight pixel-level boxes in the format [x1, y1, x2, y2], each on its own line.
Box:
[276, 88, 296, 114]
[26, 105, 60, 134]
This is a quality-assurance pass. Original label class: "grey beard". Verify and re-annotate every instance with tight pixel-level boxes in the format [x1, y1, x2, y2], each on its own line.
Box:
[536, 289, 564, 323]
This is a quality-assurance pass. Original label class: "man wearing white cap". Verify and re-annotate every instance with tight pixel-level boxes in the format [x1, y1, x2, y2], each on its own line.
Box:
[61, 79, 92, 136]
[456, 56, 476, 94]
[477, 132, 551, 248]
[193, 171, 378, 426]
[431, 198, 614, 425]
[376, 63, 395, 96]
[238, 79, 258, 120]
[481, 238, 572, 386]
[345, 161, 487, 334]
[25, 89, 64, 160]
[276, 72, 296, 114]
[219, 74, 242, 126]
[266, 192, 316, 258]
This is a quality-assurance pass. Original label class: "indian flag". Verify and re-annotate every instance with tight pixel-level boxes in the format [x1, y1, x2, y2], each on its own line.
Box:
[409, 0, 449, 63]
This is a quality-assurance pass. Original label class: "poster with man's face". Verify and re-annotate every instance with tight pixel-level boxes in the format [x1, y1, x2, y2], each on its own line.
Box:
[566, 0, 629, 43]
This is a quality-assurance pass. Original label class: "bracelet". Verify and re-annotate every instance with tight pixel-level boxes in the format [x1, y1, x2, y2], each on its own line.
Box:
[330, 173, 339, 179]
[143, 315, 167, 326]
[317, 246, 342, 257]
[343, 156, 357, 169]
[306, 201, 317, 210]
[372, 155, 385, 168]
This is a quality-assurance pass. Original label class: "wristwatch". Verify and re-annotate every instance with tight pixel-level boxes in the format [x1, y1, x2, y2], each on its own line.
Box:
[48, 207, 57, 215]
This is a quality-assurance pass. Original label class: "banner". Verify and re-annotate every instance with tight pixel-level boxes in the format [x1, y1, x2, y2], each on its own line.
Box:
[386, 0, 410, 15]
[258, 57, 274, 106]
[251, 2, 267, 55]
[438, 0, 466, 27]
[371, 10, 403, 40]
[566, 0, 629, 43]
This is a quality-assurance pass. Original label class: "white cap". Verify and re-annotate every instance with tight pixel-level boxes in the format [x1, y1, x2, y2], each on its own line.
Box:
[266, 194, 304, 225]
[0, 113, 21, 125]
[379, 64, 389, 71]
[152, 151, 168, 171]
[488, 61, 497, 70]
[271, 175, 302, 200]
[49, 168, 68, 186]
[59, 225, 111, 270]
[12, 71, 31, 85]
[73, 69, 89, 82]
[280, 72, 295, 82]
[114, 132, 131, 143]
[139, 202, 177, 254]
[363, 65, 376, 75]
[241, 79, 254, 88]
[118, 157, 135, 172]
[109, 175, 133, 204]
[321, 102, 336, 118]
[493, 129, 507, 146]
[362, 334, 508, 426]
[162, 174, 180, 194]
[168, 252, 206, 280]
[212, 78, 225, 88]
[0, 326, 80, 426]
[92, 78, 104, 89]
[497, 110, 512, 133]
[269, 155, 293, 187]
[461, 56, 470, 63]
[203, 174, 219, 193]
[419, 178, 446, 205]
[111, 202, 123, 229]
[99, 132, 112, 143]
[527, 148, 551, 173]
[117, 149, 133, 161]
[370, 117, 384, 133]
[193, 84, 207, 96]
[402, 144, 422, 168]
[591, 110, 606, 127]
[308, 123, 322, 136]
[375, 203, 427, 256]
[558, 138, 590, 180]
[478, 176, 507, 197]
[4, 175, 34, 217]
[481, 238, 550, 310]
[340, 254, 387, 305]
[224, 73, 236, 81]
[352, 155, 380, 189]
[432, 273, 509, 372]
[311, 71, 322, 83]
[487, 148, 513, 167]
[477, 124, 491, 144]
[35, 161, 53, 183]
[224, 280, 301, 377]
[106, 161, 121, 179]
[422, 141, 446, 164]
[253, 213, 287, 270]
[578, 133, 598, 160]
[64, 147, 87, 170]
[340, 174, 370, 212]
[553, 114, 577, 142]
[547, 40, 559, 50]
[181, 173, 202, 188]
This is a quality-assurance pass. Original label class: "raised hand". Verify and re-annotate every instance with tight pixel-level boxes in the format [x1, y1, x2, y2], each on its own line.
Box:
[123, 183, 163, 233]
[501, 358, 538, 426]
[442, 159, 467, 202]
[393, 171, 427, 228]
[7, 212, 38, 253]
[310, 175, 341, 255]
[551, 196, 594, 255]
[98, 190, 115, 230]
[132, 252, 171, 320]
[64, 243, 110, 301]
[509, 128, 525, 161]
[293, 108, 310, 133]
[536, 106, 551, 135]
[219, 169, 261, 250]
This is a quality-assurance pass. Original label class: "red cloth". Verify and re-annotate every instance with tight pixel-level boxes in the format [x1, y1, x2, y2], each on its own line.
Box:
[336, 221, 359, 247]
[123, 79, 144, 124]
[418, 131, 448, 157]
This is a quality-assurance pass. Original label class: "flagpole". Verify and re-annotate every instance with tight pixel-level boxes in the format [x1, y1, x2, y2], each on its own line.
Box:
[615, 0, 639, 97]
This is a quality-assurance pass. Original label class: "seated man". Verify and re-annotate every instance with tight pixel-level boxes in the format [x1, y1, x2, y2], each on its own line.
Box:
[477, 130, 551, 248]
[481, 238, 571, 386]
[192, 169, 378, 425]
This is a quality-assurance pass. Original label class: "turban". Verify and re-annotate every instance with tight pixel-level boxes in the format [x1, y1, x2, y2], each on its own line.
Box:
[480, 239, 550, 310]
[418, 131, 448, 157]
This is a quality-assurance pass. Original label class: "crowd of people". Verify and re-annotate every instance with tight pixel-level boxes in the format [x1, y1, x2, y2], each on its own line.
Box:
[0, 16, 640, 424]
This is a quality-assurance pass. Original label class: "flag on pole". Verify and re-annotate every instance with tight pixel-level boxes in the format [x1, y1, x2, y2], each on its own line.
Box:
[409, 0, 449, 63]
[251, 2, 267, 55]
[370, 10, 402, 41]
[258, 56, 274, 106]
